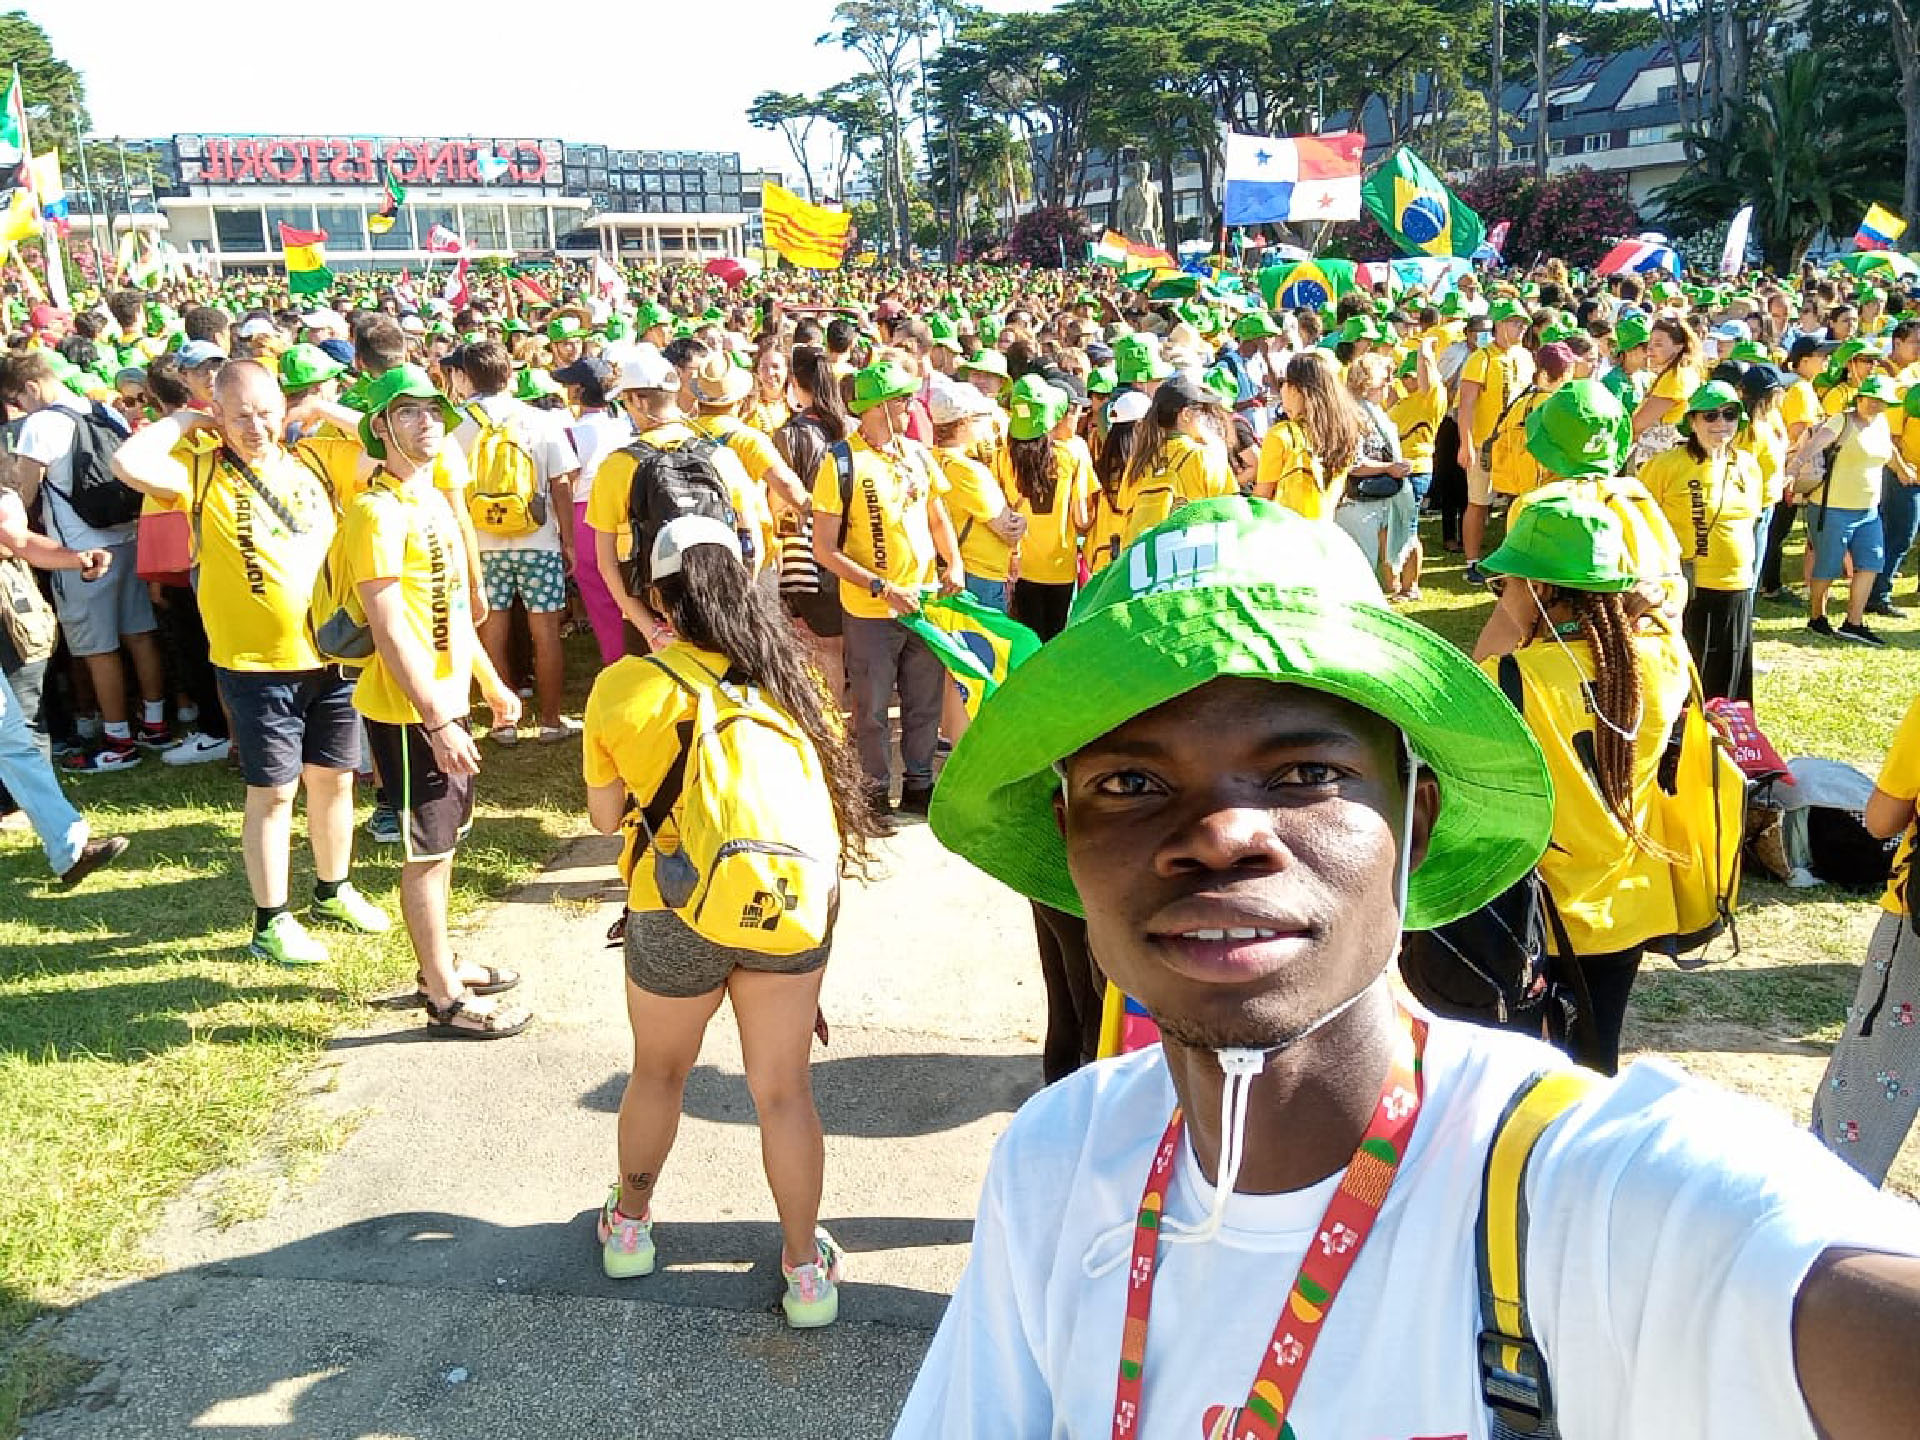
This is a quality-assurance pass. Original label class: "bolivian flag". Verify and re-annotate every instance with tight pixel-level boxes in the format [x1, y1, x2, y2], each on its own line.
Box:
[762, 182, 851, 271]
[898, 591, 1040, 721]
[279, 222, 333, 295]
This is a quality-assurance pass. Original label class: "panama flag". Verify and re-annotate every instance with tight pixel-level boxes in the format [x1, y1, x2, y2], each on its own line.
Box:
[1223, 131, 1365, 226]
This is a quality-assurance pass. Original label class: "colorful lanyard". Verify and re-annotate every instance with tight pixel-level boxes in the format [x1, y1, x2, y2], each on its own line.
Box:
[1111, 1010, 1428, 1440]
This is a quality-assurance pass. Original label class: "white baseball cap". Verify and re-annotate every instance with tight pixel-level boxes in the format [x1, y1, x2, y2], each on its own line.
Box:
[649, 515, 742, 579]
[237, 316, 278, 340]
[1108, 390, 1151, 424]
[928, 381, 995, 427]
[300, 308, 347, 334]
[605, 343, 679, 399]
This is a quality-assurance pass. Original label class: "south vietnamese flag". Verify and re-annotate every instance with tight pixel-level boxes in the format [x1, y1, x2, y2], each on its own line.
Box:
[1223, 132, 1366, 226]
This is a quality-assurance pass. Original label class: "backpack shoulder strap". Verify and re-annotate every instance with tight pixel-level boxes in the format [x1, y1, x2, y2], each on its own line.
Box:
[831, 440, 856, 547]
[1496, 652, 1525, 714]
[635, 653, 710, 838]
[1476, 1067, 1600, 1440]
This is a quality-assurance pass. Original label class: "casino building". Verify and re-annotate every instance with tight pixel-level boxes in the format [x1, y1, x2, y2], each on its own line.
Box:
[68, 134, 757, 271]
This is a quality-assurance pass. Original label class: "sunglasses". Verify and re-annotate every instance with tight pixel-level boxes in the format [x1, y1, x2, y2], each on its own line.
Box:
[1696, 405, 1743, 423]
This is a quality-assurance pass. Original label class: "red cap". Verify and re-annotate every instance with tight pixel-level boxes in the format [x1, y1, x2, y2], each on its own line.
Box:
[29, 303, 71, 336]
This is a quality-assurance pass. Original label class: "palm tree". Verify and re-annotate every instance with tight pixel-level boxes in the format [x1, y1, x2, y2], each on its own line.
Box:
[1655, 52, 1899, 271]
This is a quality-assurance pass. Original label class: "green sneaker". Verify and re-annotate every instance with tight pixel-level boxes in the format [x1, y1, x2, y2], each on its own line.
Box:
[597, 1184, 656, 1279]
[247, 912, 329, 968]
[309, 881, 392, 934]
[781, 1227, 844, 1329]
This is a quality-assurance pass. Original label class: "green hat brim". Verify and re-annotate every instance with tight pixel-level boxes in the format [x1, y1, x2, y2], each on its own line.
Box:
[929, 499, 1553, 930]
[358, 391, 462, 461]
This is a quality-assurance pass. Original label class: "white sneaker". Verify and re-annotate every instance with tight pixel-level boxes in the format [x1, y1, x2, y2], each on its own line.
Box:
[491, 723, 519, 747]
[162, 732, 232, 767]
[537, 716, 582, 744]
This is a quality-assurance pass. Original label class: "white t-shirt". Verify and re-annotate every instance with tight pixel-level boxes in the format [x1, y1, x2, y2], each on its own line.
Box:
[15, 398, 136, 549]
[454, 394, 579, 554]
[565, 409, 635, 509]
[894, 1018, 1920, 1440]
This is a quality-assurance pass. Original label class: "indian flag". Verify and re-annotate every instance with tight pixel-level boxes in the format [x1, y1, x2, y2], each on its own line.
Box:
[280, 222, 332, 295]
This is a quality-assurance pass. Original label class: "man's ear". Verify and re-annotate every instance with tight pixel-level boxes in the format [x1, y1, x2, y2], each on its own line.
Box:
[1406, 770, 1441, 875]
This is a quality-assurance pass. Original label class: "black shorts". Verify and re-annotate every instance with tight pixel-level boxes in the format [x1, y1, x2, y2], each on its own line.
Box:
[622, 904, 833, 998]
[783, 585, 845, 639]
[217, 666, 361, 788]
[363, 719, 475, 862]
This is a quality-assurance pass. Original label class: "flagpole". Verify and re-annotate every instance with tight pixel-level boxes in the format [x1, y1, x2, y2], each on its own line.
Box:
[12, 66, 69, 308]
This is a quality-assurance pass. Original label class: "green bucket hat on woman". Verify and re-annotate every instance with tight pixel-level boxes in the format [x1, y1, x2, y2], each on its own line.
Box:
[357, 365, 462, 461]
[1112, 332, 1176, 385]
[929, 496, 1553, 930]
[1856, 374, 1901, 404]
[1525, 379, 1631, 481]
[1678, 378, 1745, 435]
[1007, 374, 1070, 441]
[1482, 491, 1638, 594]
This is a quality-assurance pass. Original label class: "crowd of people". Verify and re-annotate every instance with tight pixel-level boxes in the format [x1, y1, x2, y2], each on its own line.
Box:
[7, 251, 1920, 1406]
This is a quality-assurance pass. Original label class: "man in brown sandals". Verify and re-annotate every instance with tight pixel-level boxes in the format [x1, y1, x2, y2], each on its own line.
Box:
[345, 367, 531, 1039]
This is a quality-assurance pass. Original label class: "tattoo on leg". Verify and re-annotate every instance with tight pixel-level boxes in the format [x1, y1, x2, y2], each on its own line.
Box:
[625, 1171, 654, 1192]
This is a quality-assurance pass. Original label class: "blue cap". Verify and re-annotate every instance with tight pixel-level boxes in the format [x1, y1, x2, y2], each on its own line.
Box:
[177, 340, 227, 369]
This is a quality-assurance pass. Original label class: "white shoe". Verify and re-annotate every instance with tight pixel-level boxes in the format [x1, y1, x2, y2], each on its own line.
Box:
[162, 732, 232, 767]
[537, 716, 582, 743]
[491, 723, 519, 747]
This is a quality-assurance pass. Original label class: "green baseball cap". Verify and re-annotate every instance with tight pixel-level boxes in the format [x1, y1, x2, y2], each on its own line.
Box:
[847, 357, 921, 415]
[514, 367, 564, 402]
[1113, 332, 1175, 385]
[1007, 374, 1070, 441]
[1482, 490, 1638, 594]
[356, 365, 462, 460]
[1525, 380, 1630, 481]
[277, 343, 347, 391]
[928, 496, 1552, 930]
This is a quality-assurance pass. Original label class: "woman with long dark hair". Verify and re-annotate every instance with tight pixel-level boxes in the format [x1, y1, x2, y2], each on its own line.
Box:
[583, 519, 885, 1327]
[995, 374, 1093, 641]
[1629, 315, 1703, 465]
[1116, 375, 1233, 549]
[1256, 349, 1364, 522]
[1475, 493, 1696, 1073]
[774, 344, 850, 698]
[1083, 391, 1146, 577]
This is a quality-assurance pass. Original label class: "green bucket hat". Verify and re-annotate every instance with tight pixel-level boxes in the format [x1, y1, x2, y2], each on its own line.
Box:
[545, 315, 584, 342]
[1727, 340, 1772, 366]
[958, 349, 1011, 382]
[1112, 332, 1175, 385]
[1489, 298, 1529, 327]
[602, 315, 632, 342]
[1336, 316, 1383, 345]
[501, 318, 529, 335]
[1007, 374, 1070, 441]
[927, 496, 1552, 930]
[1482, 491, 1637, 594]
[513, 367, 564, 403]
[1438, 293, 1465, 319]
[1678, 378, 1746, 435]
[1856, 374, 1901, 404]
[277, 343, 347, 391]
[1201, 365, 1239, 405]
[926, 313, 963, 352]
[1232, 311, 1285, 341]
[847, 357, 921, 415]
[1525, 379, 1631, 481]
[356, 365, 462, 460]
[636, 302, 674, 331]
[1086, 365, 1118, 396]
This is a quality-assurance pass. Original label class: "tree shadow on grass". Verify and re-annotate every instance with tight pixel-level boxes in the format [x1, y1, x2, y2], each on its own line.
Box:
[1631, 960, 1860, 1042]
[0, 974, 321, 1064]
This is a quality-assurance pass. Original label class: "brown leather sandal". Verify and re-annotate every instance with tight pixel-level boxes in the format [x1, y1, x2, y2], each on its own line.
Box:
[422, 991, 532, 1040]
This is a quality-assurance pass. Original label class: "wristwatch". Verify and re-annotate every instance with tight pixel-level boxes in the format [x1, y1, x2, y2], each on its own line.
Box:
[869, 576, 886, 598]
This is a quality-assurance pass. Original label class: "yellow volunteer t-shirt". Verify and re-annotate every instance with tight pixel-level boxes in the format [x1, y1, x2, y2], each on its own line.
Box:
[1459, 343, 1535, 450]
[1737, 407, 1789, 498]
[583, 645, 723, 913]
[1488, 388, 1555, 497]
[1823, 380, 1861, 417]
[936, 446, 1014, 583]
[1876, 693, 1920, 916]
[1644, 362, 1701, 427]
[810, 433, 941, 619]
[1638, 446, 1763, 591]
[1122, 433, 1234, 548]
[1387, 381, 1447, 470]
[178, 435, 335, 672]
[1484, 626, 1693, 954]
[744, 397, 790, 436]
[1085, 486, 1128, 576]
[994, 439, 1093, 585]
[589, 424, 773, 574]
[1779, 377, 1821, 438]
[1257, 420, 1336, 522]
[690, 413, 784, 490]
[342, 475, 476, 725]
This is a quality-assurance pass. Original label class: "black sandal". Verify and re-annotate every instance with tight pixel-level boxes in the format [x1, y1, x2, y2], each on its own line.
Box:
[423, 991, 532, 1040]
[414, 965, 521, 1004]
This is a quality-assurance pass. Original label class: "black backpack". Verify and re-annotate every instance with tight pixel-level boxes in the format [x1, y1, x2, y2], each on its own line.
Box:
[51, 402, 142, 531]
[619, 433, 741, 595]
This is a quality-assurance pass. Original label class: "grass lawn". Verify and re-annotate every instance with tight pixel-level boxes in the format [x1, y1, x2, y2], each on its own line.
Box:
[4, 517, 1920, 1425]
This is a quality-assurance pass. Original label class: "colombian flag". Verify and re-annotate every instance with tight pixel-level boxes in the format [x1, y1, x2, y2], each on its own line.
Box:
[279, 222, 333, 295]
[1258, 257, 1357, 312]
[898, 591, 1041, 721]
[1855, 203, 1907, 252]
[762, 183, 852, 270]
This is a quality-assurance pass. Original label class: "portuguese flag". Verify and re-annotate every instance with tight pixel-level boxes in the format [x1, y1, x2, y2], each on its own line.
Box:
[279, 222, 332, 295]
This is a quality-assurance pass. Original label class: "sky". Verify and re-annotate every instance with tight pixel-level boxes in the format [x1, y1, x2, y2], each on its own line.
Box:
[32, 0, 1048, 181]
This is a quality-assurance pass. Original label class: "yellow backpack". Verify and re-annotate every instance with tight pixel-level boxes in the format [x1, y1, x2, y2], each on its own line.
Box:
[464, 402, 546, 537]
[640, 651, 840, 956]
[306, 483, 400, 669]
[1486, 388, 1547, 496]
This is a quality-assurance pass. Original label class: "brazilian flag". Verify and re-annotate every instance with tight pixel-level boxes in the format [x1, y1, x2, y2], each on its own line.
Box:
[1257, 257, 1357, 312]
[899, 591, 1042, 721]
[1361, 146, 1486, 260]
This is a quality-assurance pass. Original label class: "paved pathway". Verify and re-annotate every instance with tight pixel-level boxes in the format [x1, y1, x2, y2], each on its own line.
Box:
[26, 821, 1043, 1439]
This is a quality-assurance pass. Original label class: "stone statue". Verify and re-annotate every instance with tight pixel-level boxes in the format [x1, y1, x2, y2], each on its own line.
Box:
[1113, 159, 1162, 249]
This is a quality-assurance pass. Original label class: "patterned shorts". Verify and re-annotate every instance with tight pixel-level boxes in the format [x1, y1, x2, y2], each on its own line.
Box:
[480, 547, 568, 614]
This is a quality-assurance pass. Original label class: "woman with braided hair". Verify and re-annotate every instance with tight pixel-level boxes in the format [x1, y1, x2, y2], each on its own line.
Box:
[1474, 492, 1696, 1073]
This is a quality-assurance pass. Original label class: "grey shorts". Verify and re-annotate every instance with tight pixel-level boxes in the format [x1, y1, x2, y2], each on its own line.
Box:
[51, 540, 156, 657]
[623, 904, 833, 998]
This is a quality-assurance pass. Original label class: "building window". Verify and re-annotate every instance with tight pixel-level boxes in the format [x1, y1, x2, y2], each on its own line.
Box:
[369, 208, 415, 251]
[1549, 138, 1567, 157]
[412, 204, 459, 246]
[213, 206, 265, 254]
[1656, 84, 1678, 105]
[1628, 124, 1681, 147]
[512, 207, 550, 251]
[1583, 133, 1614, 154]
[264, 205, 314, 249]
[314, 205, 365, 251]
[1508, 143, 1536, 162]
[465, 204, 509, 251]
